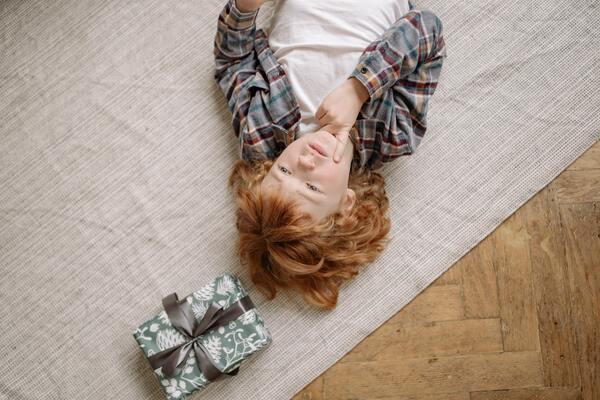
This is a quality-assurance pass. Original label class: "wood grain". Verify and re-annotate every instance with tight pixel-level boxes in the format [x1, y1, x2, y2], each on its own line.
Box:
[323, 352, 543, 399]
[561, 202, 600, 400]
[292, 141, 599, 400]
[523, 184, 580, 386]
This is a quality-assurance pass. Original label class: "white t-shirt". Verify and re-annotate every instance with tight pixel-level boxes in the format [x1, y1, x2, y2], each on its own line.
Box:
[265, 0, 411, 135]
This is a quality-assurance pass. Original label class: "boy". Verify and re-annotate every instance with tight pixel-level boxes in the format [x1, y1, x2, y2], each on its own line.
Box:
[214, 0, 446, 309]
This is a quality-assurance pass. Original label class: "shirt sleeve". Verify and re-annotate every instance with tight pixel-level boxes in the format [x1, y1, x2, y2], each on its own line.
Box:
[213, 0, 267, 138]
[349, 9, 447, 103]
[350, 9, 447, 168]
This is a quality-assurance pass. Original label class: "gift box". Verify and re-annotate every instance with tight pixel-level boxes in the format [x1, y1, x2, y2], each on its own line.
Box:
[133, 274, 273, 399]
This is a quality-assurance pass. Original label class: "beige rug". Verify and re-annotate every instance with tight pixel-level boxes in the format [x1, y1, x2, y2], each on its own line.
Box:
[0, 0, 598, 398]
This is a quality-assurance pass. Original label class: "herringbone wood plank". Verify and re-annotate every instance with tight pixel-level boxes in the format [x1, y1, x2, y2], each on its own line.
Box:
[292, 142, 600, 400]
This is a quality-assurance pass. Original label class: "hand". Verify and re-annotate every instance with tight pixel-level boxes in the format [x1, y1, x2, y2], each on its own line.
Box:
[315, 77, 370, 162]
[235, 0, 266, 13]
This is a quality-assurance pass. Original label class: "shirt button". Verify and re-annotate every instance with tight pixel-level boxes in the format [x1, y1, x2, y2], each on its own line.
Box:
[360, 67, 368, 74]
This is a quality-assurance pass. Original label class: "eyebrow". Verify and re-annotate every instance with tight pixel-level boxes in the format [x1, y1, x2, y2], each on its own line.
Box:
[270, 170, 320, 204]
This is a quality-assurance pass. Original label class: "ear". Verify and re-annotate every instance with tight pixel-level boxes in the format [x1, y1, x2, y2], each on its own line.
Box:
[340, 188, 356, 216]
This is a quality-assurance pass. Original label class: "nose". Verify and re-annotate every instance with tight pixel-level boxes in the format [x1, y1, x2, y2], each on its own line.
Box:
[299, 150, 316, 169]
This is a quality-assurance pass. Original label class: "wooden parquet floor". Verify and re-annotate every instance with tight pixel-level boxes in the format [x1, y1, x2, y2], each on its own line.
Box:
[293, 141, 600, 400]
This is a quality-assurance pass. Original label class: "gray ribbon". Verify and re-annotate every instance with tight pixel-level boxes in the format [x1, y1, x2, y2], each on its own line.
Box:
[147, 293, 255, 380]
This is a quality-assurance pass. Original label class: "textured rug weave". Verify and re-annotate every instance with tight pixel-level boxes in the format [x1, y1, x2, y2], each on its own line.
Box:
[0, 0, 598, 398]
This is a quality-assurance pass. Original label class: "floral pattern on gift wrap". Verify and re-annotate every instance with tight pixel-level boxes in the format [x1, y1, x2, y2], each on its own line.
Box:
[132, 274, 273, 400]
[156, 328, 187, 352]
[216, 274, 236, 295]
[202, 335, 222, 363]
[155, 352, 208, 399]
[192, 281, 215, 301]
[191, 301, 208, 320]
[240, 309, 256, 325]
[158, 311, 171, 326]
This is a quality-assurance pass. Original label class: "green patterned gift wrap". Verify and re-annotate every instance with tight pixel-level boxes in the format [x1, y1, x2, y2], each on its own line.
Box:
[133, 274, 273, 399]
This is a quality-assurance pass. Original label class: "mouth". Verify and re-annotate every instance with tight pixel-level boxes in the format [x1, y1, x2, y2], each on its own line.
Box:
[309, 142, 327, 157]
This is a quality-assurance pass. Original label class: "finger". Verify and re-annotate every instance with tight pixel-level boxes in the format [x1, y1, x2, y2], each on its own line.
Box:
[334, 141, 345, 163]
[333, 132, 348, 163]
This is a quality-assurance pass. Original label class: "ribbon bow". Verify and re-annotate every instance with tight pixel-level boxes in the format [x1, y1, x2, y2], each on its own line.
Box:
[147, 293, 255, 381]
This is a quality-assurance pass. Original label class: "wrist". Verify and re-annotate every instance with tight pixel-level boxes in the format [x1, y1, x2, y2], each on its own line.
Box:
[349, 77, 370, 103]
[235, 0, 261, 13]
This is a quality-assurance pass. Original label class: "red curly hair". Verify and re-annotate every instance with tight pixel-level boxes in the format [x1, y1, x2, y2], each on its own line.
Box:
[228, 157, 391, 310]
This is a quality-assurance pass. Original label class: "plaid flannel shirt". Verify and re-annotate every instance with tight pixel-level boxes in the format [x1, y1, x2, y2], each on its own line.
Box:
[214, 0, 446, 171]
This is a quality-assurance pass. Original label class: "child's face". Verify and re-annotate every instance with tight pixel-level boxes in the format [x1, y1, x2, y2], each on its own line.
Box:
[260, 130, 355, 221]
